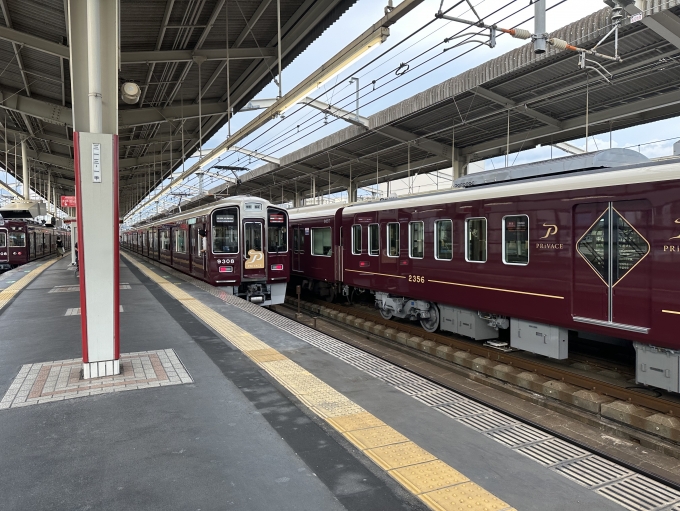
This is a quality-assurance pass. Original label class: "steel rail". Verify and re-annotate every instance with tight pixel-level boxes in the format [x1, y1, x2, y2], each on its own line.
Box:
[306, 297, 680, 417]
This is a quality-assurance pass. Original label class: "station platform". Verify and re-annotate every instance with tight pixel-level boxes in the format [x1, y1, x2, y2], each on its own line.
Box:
[1, 254, 679, 511]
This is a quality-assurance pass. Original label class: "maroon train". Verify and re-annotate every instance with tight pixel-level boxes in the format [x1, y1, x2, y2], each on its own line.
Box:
[121, 196, 290, 305]
[0, 219, 71, 271]
[288, 150, 680, 393]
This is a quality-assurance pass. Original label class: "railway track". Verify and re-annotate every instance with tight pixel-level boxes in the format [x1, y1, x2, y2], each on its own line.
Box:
[288, 295, 680, 418]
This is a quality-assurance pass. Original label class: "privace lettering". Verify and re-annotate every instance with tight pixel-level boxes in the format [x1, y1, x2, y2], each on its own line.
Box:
[535, 243, 564, 249]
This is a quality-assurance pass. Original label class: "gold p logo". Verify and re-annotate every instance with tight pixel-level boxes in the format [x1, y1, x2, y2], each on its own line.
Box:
[670, 218, 680, 240]
[540, 223, 558, 239]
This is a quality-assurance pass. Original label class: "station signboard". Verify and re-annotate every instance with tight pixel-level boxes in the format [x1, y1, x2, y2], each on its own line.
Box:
[61, 196, 77, 208]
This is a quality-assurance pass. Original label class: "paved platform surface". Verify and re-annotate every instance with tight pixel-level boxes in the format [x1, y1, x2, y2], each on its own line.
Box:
[0, 253, 677, 510]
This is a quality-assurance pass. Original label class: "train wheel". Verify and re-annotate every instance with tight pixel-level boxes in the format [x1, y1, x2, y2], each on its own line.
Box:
[325, 286, 336, 303]
[420, 303, 439, 332]
[379, 308, 393, 320]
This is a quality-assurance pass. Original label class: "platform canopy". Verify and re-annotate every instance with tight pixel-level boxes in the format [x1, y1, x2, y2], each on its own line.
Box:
[157, 1, 680, 212]
[0, 0, 357, 211]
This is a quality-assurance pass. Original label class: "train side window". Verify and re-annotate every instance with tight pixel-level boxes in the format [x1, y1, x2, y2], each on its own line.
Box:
[0, 231, 6, 247]
[351, 224, 362, 255]
[176, 229, 186, 253]
[293, 227, 300, 252]
[387, 222, 399, 257]
[409, 221, 424, 259]
[368, 223, 379, 256]
[311, 227, 332, 256]
[267, 209, 288, 253]
[435, 219, 453, 260]
[503, 215, 529, 265]
[465, 218, 487, 263]
[9, 232, 25, 247]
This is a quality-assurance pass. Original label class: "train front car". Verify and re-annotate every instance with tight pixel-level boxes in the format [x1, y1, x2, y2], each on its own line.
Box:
[5, 220, 28, 267]
[209, 197, 289, 305]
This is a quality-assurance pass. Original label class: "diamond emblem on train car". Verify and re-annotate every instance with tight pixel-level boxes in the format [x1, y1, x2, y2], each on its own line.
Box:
[577, 209, 649, 285]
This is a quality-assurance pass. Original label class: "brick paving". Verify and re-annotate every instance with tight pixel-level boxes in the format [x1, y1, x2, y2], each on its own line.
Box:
[0, 349, 193, 409]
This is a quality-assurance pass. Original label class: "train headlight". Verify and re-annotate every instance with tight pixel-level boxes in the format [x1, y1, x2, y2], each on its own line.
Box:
[219, 266, 233, 273]
[271, 264, 284, 271]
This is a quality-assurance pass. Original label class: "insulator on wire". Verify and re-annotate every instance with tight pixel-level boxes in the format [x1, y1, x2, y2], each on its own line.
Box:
[509, 28, 531, 40]
[549, 38, 569, 50]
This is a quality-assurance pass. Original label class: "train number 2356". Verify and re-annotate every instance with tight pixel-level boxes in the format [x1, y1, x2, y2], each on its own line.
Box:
[408, 275, 425, 283]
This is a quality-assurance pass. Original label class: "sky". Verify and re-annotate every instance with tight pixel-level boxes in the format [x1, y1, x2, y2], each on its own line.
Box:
[131, 0, 680, 219]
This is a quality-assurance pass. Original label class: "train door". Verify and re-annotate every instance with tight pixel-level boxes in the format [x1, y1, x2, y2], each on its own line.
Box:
[573, 200, 651, 331]
[0, 228, 7, 265]
[292, 225, 302, 272]
[243, 220, 266, 279]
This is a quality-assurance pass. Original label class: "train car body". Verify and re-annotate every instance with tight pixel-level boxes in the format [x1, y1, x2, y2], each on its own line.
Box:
[289, 204, 344, 301]
[0, 219, 71, 271]
[122, 197, 289, 305]
[288, 151, 680, 392]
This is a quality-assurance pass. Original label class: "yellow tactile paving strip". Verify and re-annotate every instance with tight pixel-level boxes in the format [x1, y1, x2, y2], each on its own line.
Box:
[122, 253, 516, 511]
[0, 259, 57, 311]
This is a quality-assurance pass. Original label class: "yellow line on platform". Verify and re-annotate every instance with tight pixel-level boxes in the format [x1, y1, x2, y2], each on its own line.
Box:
[0, 259, 58, 312]
[122, 253, 516, 511]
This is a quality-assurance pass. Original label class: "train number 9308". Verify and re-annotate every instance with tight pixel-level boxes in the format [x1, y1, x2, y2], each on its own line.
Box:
[408, 275, 425, 283]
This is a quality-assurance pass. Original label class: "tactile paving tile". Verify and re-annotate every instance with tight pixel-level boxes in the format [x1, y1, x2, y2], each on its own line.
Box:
[516, 438, 590, 467]
[364, 441, 437, 470]
[246, 348, 287, 363]
[311, 400, 365, 418]
[344, 425, 410, 450]
[485, 424, 552, 448]
[595, 475, 680, 511]
[457, 412, 518, 433]
[389, 460, 469, 495]
[420, 481, 515, 511]
[412, 390, 464, 407]
[553, 455, 633, 489]
[326, 412, 387, 433]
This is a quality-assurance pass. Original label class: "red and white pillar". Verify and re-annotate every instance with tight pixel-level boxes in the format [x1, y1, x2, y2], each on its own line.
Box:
[68, 0, 120, 378]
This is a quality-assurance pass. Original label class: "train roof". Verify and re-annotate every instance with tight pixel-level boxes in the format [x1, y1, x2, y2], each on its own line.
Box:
[134, 196, 276, 229]
[288, 203, 344, 220]
[341, 157, 680, 216]
[453, 149, 648, 188]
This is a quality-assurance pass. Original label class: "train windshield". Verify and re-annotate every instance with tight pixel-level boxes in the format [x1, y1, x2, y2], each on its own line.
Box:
[212, 207, 238, 253]
[0, 231, 5, 247]
[267, 209, 287, 253]
[9, 232, 25, 247]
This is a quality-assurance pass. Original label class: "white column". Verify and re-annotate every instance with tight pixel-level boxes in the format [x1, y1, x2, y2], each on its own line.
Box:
[21, 138, 29, 200]
[69, 0, 120, 378]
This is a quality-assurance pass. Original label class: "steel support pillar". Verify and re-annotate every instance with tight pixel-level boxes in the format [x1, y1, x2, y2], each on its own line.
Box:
[348, 180, 357, 203]
[20, 137, 28, 199]
[68, 0, 120, 379]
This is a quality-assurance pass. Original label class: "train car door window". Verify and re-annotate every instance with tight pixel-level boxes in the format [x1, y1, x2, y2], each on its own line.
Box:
[368, 223, 380, 256]
[312, 227, 332, 256]
[466, 218, 487, 263]
[212, 208, 238, 253]
[387, 223, 399, 257]
[244, 222, 263, 254]
[503, 215, 529, 265]
[409, 221, 424, 259]
[176, 229, 186, 253]
[575, 201, 651, 328]
[0, 231, 5, 247]
[435, 220, 453, 260]
[161, 231, 170, 251]
[351, 224, 362, 255]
